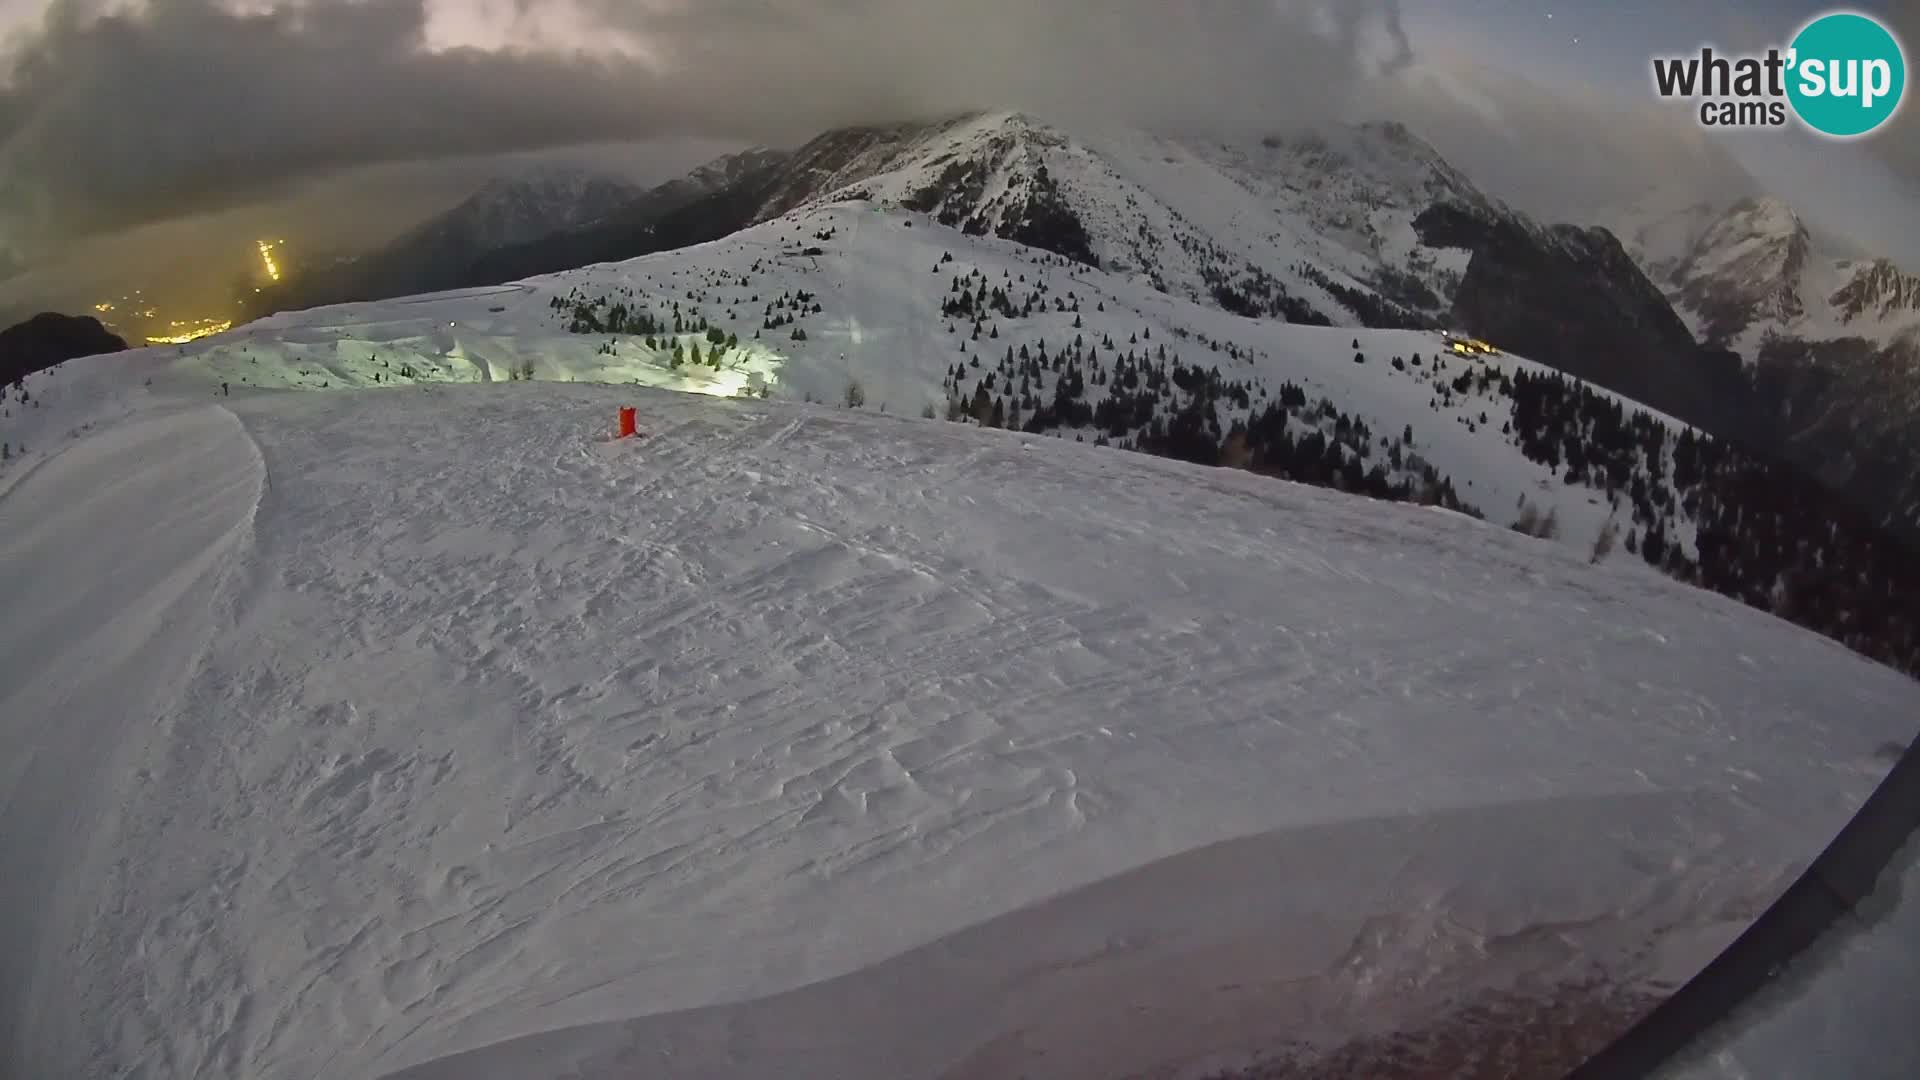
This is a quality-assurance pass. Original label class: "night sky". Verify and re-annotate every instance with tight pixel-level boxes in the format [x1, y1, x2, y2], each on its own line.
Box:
[1411, 1, 1824, 93]
[0, 1, 1912, 287]
[1410, 0, 1915, 259]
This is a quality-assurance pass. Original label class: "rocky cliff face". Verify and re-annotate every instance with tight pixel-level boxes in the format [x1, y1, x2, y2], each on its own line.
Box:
[1671, 197, 1810, 347]
[1831, 259, 1920, 325]
[1640, 197, 1920, 351]
[1602, 190, 1920, 538]
[1415, 204, 1732, 429]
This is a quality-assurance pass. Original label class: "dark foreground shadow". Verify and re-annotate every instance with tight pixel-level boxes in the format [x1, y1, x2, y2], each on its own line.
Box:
[382, 784, 1818, 1080]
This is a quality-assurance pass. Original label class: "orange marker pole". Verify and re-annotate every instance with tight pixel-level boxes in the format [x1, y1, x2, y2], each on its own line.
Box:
[618, 407, 637, 438]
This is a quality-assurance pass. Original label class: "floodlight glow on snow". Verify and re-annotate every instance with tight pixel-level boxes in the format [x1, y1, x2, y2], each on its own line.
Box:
[685, 365, 757, 398]
[582, 338, 786, 400]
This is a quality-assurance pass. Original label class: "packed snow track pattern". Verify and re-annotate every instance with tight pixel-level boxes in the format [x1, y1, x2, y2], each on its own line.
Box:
[1, 383, 1915, 1079]
[0, 405, 266, 1073]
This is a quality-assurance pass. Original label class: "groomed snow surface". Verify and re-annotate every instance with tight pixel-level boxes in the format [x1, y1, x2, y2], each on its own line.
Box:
[4, 363, 1918, 1078]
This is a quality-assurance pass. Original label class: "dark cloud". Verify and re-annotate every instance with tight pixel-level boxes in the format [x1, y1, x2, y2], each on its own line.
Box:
[0, 0, 692, 251]
[1365, 56, 1763, 224]
[575, 0, 1376, 131]
[1861, 0, 1920, 188]
[0, 0, 1408, 260]
[0, 136, 738, 326]
[15, 0, 1900, 279]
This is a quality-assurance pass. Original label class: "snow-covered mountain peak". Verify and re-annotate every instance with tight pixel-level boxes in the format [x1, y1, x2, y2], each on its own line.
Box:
[964, 107, 1054, 138]
[1671, 195, 1812, 346]
[835, 110, 1493, 225]
[1720, 194, 1801, 234]
[729, 110, 1519, 332]
[1621, 188, 1920, 358]
[1609, 197, 1730, 280]
[1588, 182, 1920, 540]
[782, 110, 1073, 210]
[1282, 119, 1489, 208]
[429, 112, 1643, 354]
[1831, 257, 1920, 324]
[1684, 197, 1808, 277]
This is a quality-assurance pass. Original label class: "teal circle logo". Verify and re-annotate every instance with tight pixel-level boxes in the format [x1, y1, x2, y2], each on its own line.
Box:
[1786, 11, 1907, 138]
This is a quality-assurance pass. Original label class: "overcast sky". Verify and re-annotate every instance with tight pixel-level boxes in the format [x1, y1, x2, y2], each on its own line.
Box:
[0, 0, 1914, 309]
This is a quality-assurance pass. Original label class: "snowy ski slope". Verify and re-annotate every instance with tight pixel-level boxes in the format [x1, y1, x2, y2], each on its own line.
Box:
[3, 206, 1917, 1078]
[30, 201, 1704, 563]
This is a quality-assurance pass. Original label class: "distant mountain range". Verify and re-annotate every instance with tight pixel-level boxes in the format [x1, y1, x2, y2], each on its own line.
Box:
[444, 113, 1733, 426]
[1607, 193, 1920, 537]
[1614, 193, 1920, 353]
[248, 111, 1920, 542]
[466, 149, 791, 284]
[276, 168, 658, 310]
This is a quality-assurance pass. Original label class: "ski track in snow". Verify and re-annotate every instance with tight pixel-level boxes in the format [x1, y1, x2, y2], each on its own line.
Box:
[0, 403, 267, 1074]
[2, 375, 1916, 1079]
